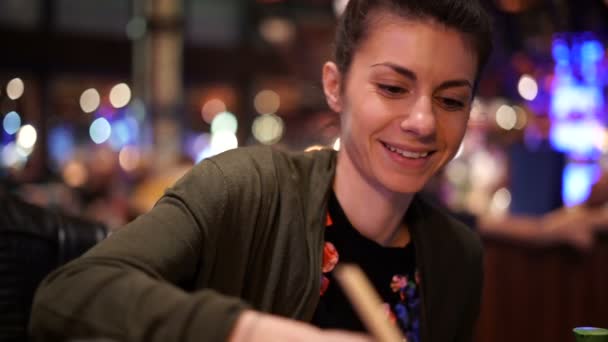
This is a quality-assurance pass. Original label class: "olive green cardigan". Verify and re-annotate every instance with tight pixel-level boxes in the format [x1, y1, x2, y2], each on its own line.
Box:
[30, 146, 482, 342]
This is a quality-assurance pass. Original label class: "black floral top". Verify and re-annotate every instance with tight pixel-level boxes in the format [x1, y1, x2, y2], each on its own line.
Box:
[311, 191, 421, 342]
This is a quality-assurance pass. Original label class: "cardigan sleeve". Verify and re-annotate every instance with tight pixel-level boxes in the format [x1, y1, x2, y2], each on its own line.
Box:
[454, 237, 484, 342]
[29, 159, 251, 342]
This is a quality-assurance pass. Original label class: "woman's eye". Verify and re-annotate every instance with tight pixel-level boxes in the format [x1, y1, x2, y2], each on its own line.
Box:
[378, 84, 406, 96]
[438, 97, 465, 110]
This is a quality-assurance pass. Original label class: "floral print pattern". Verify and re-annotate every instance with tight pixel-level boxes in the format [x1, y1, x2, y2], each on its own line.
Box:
[318, 210, 420, 341]
[320, 212, 338, 296]
[320, 241, 339, 295]
[386, 272, 421, 342]
[320, 275, 330, 296]
[322, 242, 339, 273]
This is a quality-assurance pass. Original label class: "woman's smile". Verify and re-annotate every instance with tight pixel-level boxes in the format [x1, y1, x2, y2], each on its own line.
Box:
[379, 140, 436, 169]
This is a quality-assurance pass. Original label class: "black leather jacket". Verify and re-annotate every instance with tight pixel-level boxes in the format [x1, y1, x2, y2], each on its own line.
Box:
[0, 193, 107, 342]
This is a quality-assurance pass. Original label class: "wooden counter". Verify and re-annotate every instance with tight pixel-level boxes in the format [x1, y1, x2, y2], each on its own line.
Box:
[475, 232, 608, 342]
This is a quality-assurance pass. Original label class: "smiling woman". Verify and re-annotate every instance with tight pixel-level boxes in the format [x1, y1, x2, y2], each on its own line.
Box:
[29, 1, 492, 342]
[323, 15, 477, 197]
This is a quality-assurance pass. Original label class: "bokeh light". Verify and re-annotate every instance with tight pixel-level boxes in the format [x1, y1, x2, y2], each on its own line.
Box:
[552, 39, 570, 65]
[89, 117, 112, 144]
[189, 133, 211, 163]
[252, 114, 284, 145]
[517, 75, 539, 101]
[126, 17, 147, 40]
[259, 17, 295, 45]
[201, 99, 226, 123]
[254, 90, 280, 115]
[62, 160, 88, 188]
[48, 126, 75, 167]
[6, 78, 25, 100]
[3, 111, 21, 135]
[446, 159, 468, 185]
[80, 88, 101, 113]
[119, 146, 141, 172]
[109, 83, 132, 108]
[210, 131, 238, 155]
[490, 188, 512, 215]
[109, 118, 138, 150]
[562, 163, 599, 206]
[15, 143, 34, 158]
[580, 40, 604, 62]
[333, 138, 341, 151]
[16, 124, 37, 150]
[211, 111, 238, 134]
[512, 106, 528, 130]
[551, 120, 599, 155]
[594, 128, 608, 153]
[196, 146, 215, 163]
[495, 105, 517, 130]
[1, 142, 26, 168]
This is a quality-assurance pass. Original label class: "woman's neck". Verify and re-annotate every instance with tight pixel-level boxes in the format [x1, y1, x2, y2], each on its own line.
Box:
[333, 148, 414, 247]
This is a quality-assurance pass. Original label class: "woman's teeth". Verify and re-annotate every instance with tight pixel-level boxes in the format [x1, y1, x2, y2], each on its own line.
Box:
[384, 143, 429, 159]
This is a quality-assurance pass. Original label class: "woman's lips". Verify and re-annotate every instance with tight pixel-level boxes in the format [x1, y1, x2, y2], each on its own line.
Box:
[381, 141, 435, 159]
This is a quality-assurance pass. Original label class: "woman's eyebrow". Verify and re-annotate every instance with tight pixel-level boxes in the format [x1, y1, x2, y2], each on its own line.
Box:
[436, 79, 473, 91]
[370, 62, 417, 81]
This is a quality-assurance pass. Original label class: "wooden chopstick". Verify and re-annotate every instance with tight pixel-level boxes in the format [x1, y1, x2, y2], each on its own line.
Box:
[333, 263, 406, 342]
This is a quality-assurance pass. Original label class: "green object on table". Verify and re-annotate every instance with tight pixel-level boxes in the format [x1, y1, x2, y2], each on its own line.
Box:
[573, 327, 608, 342]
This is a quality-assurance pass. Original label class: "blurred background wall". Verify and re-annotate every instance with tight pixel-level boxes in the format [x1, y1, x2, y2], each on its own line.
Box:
[1, 0, 607, 222]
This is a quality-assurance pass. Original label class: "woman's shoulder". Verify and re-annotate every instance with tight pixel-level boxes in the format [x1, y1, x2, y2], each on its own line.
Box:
[203, 145, 336, 182]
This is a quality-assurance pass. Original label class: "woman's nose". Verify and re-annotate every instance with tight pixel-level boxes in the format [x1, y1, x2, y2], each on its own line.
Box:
[400, 96, 436, 137]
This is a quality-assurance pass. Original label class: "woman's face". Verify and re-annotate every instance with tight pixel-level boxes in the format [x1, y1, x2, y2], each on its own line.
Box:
[323, 13, 477, 195]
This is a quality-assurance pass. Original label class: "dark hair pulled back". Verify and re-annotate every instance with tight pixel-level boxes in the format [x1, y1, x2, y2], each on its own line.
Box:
[334, 0, 493, 81]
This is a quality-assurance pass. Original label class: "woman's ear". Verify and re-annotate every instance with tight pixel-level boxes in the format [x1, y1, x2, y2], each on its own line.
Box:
[322, 62, 343, 113]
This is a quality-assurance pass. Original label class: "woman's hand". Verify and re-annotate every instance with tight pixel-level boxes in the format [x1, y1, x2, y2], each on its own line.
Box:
[228, 310, 373, 342]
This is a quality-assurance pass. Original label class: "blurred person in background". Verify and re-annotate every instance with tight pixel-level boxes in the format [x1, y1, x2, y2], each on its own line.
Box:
[475, 101, 608, 250]
[29, 1, 492, 341]
[507, 111, 566, 216]
[479, 170, 608, 251]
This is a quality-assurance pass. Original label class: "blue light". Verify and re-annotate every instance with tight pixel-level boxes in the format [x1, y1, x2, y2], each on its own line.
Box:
[562, 163, 600, 206]
[551, 85, 602, 120]
[552, 40, 570, 66]
[580, 40, 604, 62]
[109, 119, 132, 150]
[550, 121, 599, 156]
[128, 98, 146, 122]
[48, 126, 75, 165]
[124, 116, 139, 140]
[187, 133, 211, 162]
[196, 146, 214, 163]
[570, 41, 582, 67]
[89, 118, 112, 144]
[581, 64, 599, 84]
[3, 111, 21, 135]
[549, 34, 606, 208]
[97, 105, 115, 119]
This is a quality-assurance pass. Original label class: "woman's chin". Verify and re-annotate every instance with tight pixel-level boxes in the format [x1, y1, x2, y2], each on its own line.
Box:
[375, 173, 428, 196]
